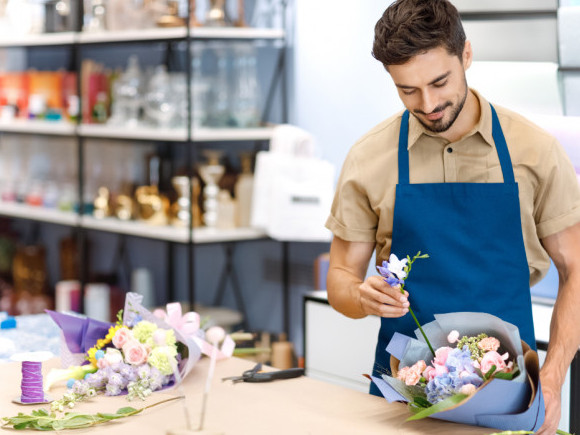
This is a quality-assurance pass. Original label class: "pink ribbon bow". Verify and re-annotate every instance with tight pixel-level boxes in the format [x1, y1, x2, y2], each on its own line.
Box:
[153, 302, 201, 338]
[153, 302, 234, 360]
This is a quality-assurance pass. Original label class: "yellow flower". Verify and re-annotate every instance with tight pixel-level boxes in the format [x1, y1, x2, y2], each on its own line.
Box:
[85, 325, 124, 364]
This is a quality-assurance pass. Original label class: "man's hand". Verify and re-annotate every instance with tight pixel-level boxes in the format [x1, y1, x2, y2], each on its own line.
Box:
[536, 374, 561, 435]
[358, 275, 409, 317]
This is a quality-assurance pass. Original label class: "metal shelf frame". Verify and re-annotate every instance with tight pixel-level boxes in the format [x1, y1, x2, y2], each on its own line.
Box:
[0, 4, 289, 332]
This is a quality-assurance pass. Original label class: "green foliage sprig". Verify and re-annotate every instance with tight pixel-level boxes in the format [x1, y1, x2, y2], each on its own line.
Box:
[2, 396, 182, 431]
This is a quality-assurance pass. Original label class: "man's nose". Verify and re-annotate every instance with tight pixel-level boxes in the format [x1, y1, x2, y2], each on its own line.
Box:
[420, 91, 438, 114]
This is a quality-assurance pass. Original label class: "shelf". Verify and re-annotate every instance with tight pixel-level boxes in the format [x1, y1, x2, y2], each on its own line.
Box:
[193, 226, 268, 244]
[78, 124, 188, 142]
[78, 27, 188, 44]
[193, 127, 275, 142]
[0, 119, 76, 136]
[0, 202, 78, 226]
[0, 32, 76, 47]
[81, 216, 268, 243]
[77, 27, 284, 44]
[191, 27, 285, 40]
[0, 27, 285, 47]
[81, 216, 190, 242]
[79, 124, 275, 142]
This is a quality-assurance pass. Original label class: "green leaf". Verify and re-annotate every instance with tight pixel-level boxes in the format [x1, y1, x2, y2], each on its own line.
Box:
[411, 396, 431, 409]
[61, 415, 97, 428]
[116, 407, 139, 415]
[484, 364, 497, 380]
[406, 393, 469, 421]
[493, 369, 519, 380]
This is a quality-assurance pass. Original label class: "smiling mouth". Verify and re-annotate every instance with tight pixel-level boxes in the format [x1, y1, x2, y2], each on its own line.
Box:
[425, 111, 444, 121]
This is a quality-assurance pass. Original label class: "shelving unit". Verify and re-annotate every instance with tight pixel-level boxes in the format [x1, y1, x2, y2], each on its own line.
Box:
[0, 9, 288, 329]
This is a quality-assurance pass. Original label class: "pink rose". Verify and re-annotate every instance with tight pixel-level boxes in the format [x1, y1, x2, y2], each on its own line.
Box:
[112, 327, 133, 349]
[480, 350, 507, 375]
[422, 365, 436, 381]
[478, 337, 500, 352]
[97, 358, 109, 369]
[433, 347, 452, 366]
[123, 340, 148, 365]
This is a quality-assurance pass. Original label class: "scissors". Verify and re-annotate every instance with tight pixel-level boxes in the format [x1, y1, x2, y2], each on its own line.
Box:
[222, 363, 304, 383]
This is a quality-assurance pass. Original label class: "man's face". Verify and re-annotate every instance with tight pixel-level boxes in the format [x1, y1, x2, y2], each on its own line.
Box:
[388, 45, 471, 134]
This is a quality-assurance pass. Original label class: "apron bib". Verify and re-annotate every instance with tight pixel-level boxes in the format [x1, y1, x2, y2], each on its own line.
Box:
[370, 105, 536, 396]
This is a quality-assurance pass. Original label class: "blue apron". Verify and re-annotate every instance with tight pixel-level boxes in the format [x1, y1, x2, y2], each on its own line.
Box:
[370, 104, 536, 396]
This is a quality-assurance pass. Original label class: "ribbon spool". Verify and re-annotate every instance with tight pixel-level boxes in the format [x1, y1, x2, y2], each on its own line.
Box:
[11, 351, 53, 405]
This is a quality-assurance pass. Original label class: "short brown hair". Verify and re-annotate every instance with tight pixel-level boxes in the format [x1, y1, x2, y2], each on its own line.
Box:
[372, 0, 466, 66]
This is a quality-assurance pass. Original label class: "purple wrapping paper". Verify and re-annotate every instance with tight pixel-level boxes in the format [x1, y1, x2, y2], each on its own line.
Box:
[46, 310, 113, 355]
[370, 313, 545, 432]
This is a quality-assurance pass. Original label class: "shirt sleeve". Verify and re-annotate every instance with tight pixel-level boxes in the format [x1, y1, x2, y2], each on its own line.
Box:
[325, 149, 378, 242]
[534, 137, 580, 239]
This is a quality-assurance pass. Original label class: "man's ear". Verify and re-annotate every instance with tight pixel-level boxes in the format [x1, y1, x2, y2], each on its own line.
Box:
[463, 40, 473, 71]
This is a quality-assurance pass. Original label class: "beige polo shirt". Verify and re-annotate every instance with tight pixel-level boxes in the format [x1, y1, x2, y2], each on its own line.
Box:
[326, 89, 580, 286]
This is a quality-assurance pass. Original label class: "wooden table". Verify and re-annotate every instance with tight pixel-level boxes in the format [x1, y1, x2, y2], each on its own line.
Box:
[0, 357, 492, 434]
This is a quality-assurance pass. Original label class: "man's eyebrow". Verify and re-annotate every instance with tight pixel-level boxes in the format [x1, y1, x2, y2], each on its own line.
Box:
[395, 71, 451, 90]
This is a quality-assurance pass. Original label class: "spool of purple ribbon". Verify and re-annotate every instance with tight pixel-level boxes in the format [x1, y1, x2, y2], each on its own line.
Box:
[10, 351, 53, 405]
[20, 361, 45, 403]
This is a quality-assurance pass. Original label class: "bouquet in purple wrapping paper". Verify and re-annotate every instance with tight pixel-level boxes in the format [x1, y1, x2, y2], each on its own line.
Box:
[43, 292, 235, 411]
[369, 253, 545, 432]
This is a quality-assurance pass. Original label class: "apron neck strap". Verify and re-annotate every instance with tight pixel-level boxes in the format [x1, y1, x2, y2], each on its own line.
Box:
[398, 104, 516, 185]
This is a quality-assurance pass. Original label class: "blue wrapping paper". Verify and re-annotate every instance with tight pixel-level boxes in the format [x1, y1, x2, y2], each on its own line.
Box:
[369, 312, 545, 431]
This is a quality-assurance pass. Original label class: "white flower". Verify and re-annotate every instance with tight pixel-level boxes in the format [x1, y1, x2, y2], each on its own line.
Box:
[459, 384, 477, 395]
[387, 254, 408, 279]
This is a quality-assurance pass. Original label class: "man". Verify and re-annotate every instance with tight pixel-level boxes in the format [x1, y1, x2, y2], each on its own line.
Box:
[325, 1, 580, 434]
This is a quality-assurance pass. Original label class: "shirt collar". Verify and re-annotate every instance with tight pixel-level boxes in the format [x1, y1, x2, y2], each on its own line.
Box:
[406, 88, 495, 149]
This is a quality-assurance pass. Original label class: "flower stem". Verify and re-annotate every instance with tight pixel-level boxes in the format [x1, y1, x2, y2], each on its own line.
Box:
[401, 252, 435, 357]
[402, 291, 435, 357]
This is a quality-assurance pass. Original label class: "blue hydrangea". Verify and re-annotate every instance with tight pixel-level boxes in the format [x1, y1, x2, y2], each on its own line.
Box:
[426, 346, 483, 404]
[446, 346, 476, 374]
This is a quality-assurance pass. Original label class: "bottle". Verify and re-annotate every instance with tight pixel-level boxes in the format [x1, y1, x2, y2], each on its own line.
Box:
[271, 332, 294, 370]
[205, 43, 230, 127]
[144, 65, 175, 128]
[110, 56, 142, 127]
[191, 42, 208, 128]
[231, 43, 260, 128]
[234, 152, 254, 227]
[216, 189, 236, 229]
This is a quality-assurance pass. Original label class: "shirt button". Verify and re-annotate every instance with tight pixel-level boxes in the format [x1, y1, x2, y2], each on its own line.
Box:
[446, 147, 453, 153]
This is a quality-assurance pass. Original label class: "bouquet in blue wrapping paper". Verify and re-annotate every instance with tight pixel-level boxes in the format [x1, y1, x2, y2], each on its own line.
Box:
[369, 253, 545, 432]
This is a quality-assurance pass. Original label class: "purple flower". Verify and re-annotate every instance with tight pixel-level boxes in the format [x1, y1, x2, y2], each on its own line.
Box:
[377, 261, 405, 287]
[105, 383, 122, 396]
[72, 380, 89, 396]
[108, 372, 128, 389]
[119, 363, 138, 382]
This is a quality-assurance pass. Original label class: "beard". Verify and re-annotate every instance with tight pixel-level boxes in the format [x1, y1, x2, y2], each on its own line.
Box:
[413, 77, 469, 133]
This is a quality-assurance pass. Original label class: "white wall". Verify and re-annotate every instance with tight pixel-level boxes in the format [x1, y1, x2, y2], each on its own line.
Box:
[289, 1, 402, 173]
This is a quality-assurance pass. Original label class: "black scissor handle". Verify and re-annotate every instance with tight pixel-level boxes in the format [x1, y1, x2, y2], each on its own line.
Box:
[244, 367, 304, 383]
